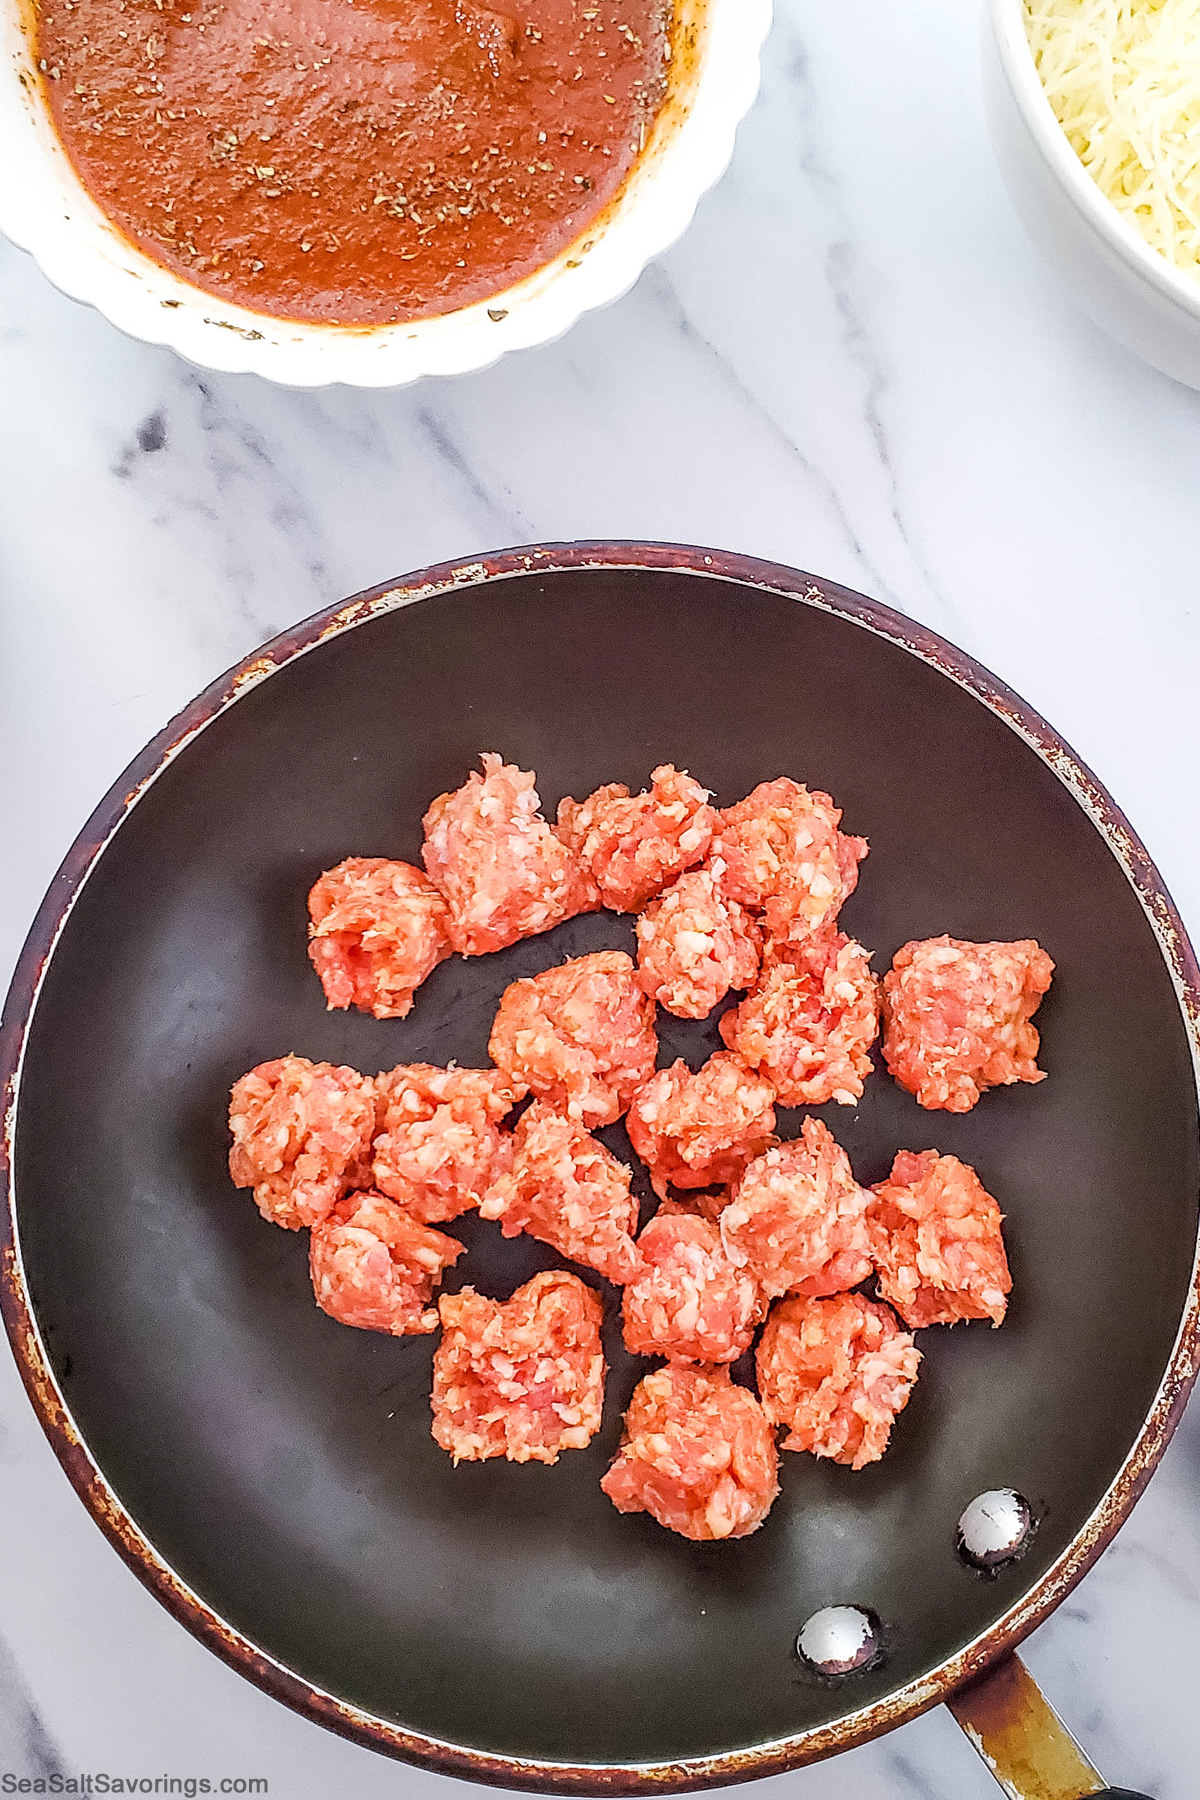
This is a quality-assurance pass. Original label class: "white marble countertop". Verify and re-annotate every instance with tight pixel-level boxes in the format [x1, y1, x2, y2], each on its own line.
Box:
[3, 0, 1200, 1793]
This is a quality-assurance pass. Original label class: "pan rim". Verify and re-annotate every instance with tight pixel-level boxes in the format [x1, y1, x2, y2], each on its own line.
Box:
[3, 539, 1199, 1793]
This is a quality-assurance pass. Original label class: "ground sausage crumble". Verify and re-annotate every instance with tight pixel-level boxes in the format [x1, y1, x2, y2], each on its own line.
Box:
[621, 1210, 765, 1364]
[371, 1064, 522, 1223]
[228, 1054, 377, 1230]
[310, 1188, 464, 1336]
[422, 753, 597, 955]
[307, 856, 452, 1019]
[488, 950, 657, 1128]
[868, 1149, 1012, 1327]
[882, 935, 1053, 1112]
[556, 764, 718, 913]
[432, 1270, 606, 1465]
[625, 1052, 777, 1200]
[480, 1100, 642, 1285]
[721, 1117, 873, 1300]
[756, 1292, 921, 1469]
[636, 862, 762, 1019]
[601, 1363, 780, 1541]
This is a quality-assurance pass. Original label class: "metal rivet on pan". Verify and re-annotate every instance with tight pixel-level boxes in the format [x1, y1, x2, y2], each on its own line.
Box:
[796, 1606, 880, 1675]
[957, 1489, 1032, 1568]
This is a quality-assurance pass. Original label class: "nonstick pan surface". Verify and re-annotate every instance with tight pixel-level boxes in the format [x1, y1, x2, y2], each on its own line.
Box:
[2, 545, 1198, 1790]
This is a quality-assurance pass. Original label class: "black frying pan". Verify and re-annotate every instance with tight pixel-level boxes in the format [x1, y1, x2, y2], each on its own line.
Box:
[2, 545, 1196, 1799]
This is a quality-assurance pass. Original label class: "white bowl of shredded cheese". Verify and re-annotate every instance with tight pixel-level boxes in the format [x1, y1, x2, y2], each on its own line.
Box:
[985, 0, 1200, 387]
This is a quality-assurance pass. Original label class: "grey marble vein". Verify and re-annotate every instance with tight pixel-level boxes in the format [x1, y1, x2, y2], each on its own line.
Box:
[0, 1629, 65, 1778]
[884, 1750, 957, 1800]
[416, 405, 532, 544]
[641, 260, 907, 612]
[786, 45, 952, 629]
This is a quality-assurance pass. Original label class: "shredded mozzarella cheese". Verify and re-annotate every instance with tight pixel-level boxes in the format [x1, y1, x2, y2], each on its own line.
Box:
[1025, 0, 1200, 275]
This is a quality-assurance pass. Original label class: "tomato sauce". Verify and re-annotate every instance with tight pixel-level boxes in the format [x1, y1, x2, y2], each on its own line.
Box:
[34, 0, 671, 324]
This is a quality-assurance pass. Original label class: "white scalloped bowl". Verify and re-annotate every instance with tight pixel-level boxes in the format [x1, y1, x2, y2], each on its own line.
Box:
[0, 0, 771, 387]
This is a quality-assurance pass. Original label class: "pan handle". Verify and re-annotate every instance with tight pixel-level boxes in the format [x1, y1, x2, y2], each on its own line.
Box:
[946, 1652, 1154, 1798]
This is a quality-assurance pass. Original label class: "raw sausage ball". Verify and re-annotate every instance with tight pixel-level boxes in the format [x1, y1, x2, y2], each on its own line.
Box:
[626, 1052, 776, 1200]
[488, 950, 657, 1128]
[601, 1364, 779, 1541]
[555, 764, 717, 913]
[868, 1149, 1012, 1327]
[432, 1270, 606, 1465]
[621, 1210, 765, 1363]
[309, 1189, 464, 1336]
[636, 863, 762, 1019]
[307, 856, 452, 1020]
[480, 1101, 642, 1285]
[372, 1064, 523, 1223]
[421, 753, 597, 956]
[756, 1293, 921, 1469]
[709, 778, 868, 945]
[719, 930, 879, 1105]
[882, 935, 1054, 1112]
[721, 1117, 873, 1300]
[228, 1055, 376, 1230]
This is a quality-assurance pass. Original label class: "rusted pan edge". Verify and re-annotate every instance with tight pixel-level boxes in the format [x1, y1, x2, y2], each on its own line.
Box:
[3, 541, 1199, 1796]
